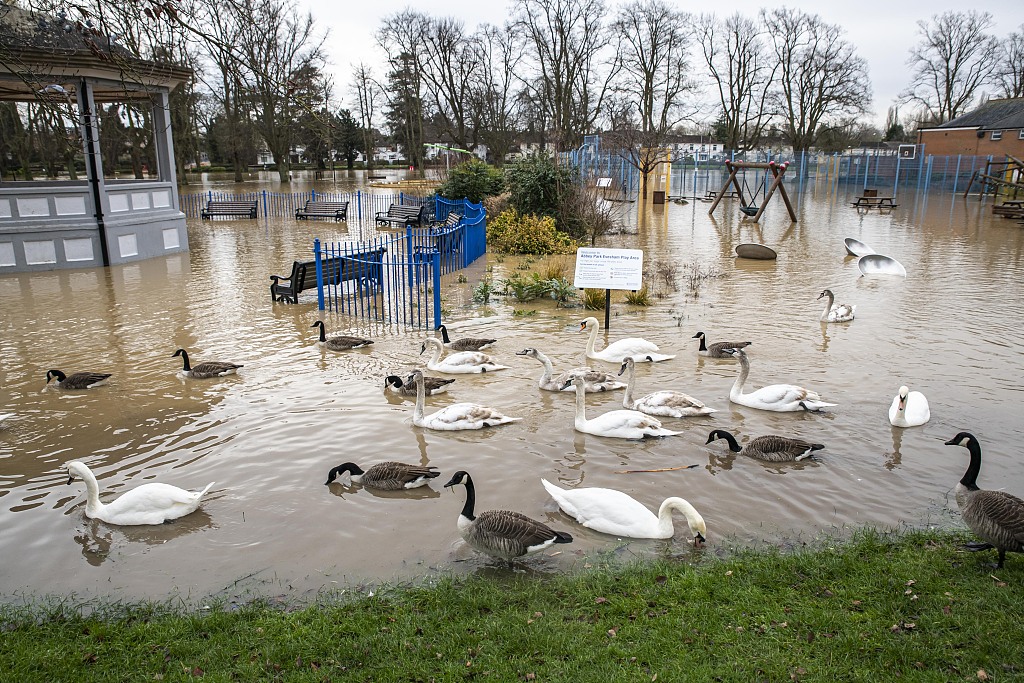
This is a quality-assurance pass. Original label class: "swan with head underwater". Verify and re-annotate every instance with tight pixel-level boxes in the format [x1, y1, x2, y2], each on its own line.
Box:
[562, 372, 680, 439]
[579, 316, 675, 363]
[420, 337, 509, 374]
[65, 461, 214, 525]
[407, 369, 521, 431]
[889, 385, 930, 427]
[516, 347, 626, 392]
[540, 479, 706, 544]
[721, 347, 836, 412]
[617, 357, 715, 417]
[817, 289, 855, 323]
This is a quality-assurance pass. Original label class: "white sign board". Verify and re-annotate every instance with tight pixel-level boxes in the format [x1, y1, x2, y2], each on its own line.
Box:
[573, 247, 644, 290]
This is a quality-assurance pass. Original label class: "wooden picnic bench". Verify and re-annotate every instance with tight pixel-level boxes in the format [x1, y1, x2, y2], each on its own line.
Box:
[852, 195, 898, 210]
[375, 204, 428, 227]
[269, 246, 387, 303]
[295, 200, 349, 221]
[993, 200, 1024, 218]
[201, 200, 258, 219]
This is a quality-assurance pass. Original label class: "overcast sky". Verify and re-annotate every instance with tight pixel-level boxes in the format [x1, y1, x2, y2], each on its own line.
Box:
[301, 0, 1022, 128]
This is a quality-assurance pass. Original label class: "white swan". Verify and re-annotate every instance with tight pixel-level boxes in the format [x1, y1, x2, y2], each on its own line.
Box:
[516, 348, 626, 392]
[722, 348, 836, 412]
[66, 461, 214, 526]
[541, 479, 706, 544]
[420, 337, 509, 374]
[817, 289, 855, 323]
[408, 370, 521, 431]
[579, 317, 675, 363]
[562, 373, 680, 439]
[618, 357, 715, 418]
[0, 413, 14, 429]
[889, 386, 930, 427]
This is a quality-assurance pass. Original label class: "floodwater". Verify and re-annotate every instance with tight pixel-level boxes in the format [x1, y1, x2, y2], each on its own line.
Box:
[2, 172, 1023, 604]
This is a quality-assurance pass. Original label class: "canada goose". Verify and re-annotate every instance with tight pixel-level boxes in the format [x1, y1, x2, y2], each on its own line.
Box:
[516, 348, 626, 393]
[706, 429, 824, 462]
[384, 374, 455, 396]
[437, 324, 497, 352]
[541, 479, 706, 544]
[420, 337, 509, 374]
[324, 461, 440, 490]
[721, 348, 836, 412]
[444, 470, 572, 565]
[691, 332, 752, 358]
[408, 369, 521, 431]
[580, 316, 675, 363]
[311, 321, 373, 351]
[889, 386, 930, 427]
[45, 370, 111, 390]
[618, 357, 715, 417]
[562, 373, 680, 439]
[944, 432, 1024, 568]
[817, 289, 856, 323]
[172, 349, 243, 379]
[65, 460, 214, 526]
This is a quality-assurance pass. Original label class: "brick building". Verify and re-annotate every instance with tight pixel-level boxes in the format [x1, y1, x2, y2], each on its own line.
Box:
[917, 98, 1024, 157]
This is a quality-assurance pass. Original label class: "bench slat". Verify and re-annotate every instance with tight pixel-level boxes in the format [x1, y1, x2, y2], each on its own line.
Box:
[202, 200, 258, 219]
[375, 203, 428, 227]
[270, 246, 387, 303]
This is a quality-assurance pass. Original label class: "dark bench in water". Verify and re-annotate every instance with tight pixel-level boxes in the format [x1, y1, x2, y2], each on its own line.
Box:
[270, 246, 387, 303]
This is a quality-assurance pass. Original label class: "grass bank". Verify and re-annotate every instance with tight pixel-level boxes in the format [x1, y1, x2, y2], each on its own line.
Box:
[2, 529, 1020, 681]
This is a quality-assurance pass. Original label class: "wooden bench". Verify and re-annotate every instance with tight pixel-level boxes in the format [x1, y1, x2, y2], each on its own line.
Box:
[429, 212, 462, 229]
[415, 227, 462, 260]
[270, 246, 387, 303]
[295, 200, 349, 221]
[375, 204, 428, 227]
[201, 200, 258, 219]
[993, 201, 1024, 218]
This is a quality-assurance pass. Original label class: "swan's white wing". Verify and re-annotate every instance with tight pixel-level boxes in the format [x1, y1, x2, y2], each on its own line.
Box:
[602, 338, 659, 357]
[637, 391, 707, 409]
[443, 351, 493, 366]
[101, 483, 205, 522]
[543, 481, 658, 536]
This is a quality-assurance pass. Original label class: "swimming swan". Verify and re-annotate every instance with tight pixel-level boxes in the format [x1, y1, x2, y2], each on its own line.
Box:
[420, 337, 509, 374]
[516, 348, 625, 392]
[580, 317, 675, 363]
[541, 479, 706, 544]
[618, 357, 715, 417]
[817, 289, 856, 323]
[889, 386, 930, 427]
[65, 461, 214, 526]
[408, 370, 521, 431]
[722, 348, 836, 412]
[562, 373, 680, 439]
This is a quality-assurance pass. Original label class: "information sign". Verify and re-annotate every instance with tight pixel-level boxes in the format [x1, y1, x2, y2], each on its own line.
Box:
[573, 248, 644, 290]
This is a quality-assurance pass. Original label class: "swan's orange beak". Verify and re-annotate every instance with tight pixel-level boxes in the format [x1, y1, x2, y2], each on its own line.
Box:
[578, 321, 586, 332]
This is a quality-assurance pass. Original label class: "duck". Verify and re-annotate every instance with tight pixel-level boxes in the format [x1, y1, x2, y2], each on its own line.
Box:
[516, 348, 626, 393]
[817, 289, 856, 323]
[721, 347, 836, 412]
[706, 429, 824, 462]
[444, 470, 573, 565]
[324, 461, 440, 490]
[691, 332, 752, 358]
[311, 321, 373, 351]
[562, 373, 680, 439]
[437, 324, 497, 352]
[889, 386, 930, 427]
[944, 432, 1024, 568]
[172, 349, 243, 379]
[384, 374, 455, 396]
[65, 460, 214, 526]
[45, 370, 111, 390]
[579, 316, 675, 363]
[540, 479, 706, 544]
[407, 369, 521, 431]
[420, 337, 509, 374]
[618, 357, 715, 418]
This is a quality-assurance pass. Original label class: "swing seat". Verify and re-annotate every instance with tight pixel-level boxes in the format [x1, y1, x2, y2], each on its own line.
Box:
[740, 205, 760, 217]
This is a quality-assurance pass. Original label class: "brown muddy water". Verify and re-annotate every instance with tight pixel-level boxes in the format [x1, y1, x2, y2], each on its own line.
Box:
[2, 177, 1023, 603]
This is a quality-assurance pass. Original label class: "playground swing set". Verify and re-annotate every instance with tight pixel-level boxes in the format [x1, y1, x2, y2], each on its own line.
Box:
[707, 160, 798, 222]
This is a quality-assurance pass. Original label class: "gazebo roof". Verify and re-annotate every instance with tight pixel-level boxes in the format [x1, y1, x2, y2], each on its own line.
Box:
[0, 5, 192, 102]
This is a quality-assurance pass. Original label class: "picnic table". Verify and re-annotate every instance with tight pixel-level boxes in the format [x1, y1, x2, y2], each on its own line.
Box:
[852, 195, 898, 210]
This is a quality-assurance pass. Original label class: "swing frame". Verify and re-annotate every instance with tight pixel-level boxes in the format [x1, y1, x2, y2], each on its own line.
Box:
[708, 160, 798, 222]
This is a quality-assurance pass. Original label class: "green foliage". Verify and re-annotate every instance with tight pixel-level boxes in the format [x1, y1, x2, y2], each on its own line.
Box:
[499, 273, 548, 302]
[582, 288, 607, 310]
[472, 279, 494, 304]
[504, 153, 573, 218]
[486, 209, 578, 255]
[546, 277, 578, 306]
[437, 159, 504, 203]
[624, 286, 652, 306]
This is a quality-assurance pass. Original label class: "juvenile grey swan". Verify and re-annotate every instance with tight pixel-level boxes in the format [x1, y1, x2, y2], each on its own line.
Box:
[311, 321, 373, 350]
[384, 374, 455, 396]
[172, 349, 243, 379]
[325, 461, 440, 490]
[706, 429, 824, 462]
[945, 432, 1024, 568]
[817, 289, 856, 323]
[618, 357, 715, 417]
[444, 470, 572, 565]
[45, 370, 112, 390]
[437, 324, 497, 352]
[516, 348, 625, 393]
[691, 332, 752, 358]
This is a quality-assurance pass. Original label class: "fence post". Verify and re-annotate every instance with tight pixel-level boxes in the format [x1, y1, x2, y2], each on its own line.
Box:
[314, 238, 325, 311]
[405, 225, 415, 290]
[400, 191, 405, 205]
[952, 155, 962, 195]
[432, 250, 442, 330]
[311, 188, 316, 202]
[357, 190, 362, 220]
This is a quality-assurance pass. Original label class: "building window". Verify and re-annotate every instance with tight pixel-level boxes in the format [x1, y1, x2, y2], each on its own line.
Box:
[990, 130, 1002, 141]
[1019, 130, 1024, 140]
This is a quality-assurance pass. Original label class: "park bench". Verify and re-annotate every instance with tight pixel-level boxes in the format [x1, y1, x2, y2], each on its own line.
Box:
[270, 246, 387, 304]
[201, 200, 258, 219]
[429, 212, 462, 230]
[852, 195, 898, 210]
[295, 200, 349, 221]
[375, 203, 428, 228]
[993, 200, 1024, 219]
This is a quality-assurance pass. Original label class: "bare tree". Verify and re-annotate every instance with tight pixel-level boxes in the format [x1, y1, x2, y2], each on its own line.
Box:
[996, 25, 1024, 99]
[471, 24, 523, 165]
[418, 16, 480, 151]
[377, 10, 429, 169]
[762, 8, 871, 153]
[901, 11, 999, 124]
[351, 63, 381, 170]
[513, 0, 614, 151]
[695, 12, 776, 151]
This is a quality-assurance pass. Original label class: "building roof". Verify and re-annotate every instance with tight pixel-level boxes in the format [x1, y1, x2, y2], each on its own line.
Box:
[936, 98, 1024, 131]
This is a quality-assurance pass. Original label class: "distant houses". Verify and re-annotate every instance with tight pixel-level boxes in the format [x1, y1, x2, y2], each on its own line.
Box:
[917, 98, 1024, 157]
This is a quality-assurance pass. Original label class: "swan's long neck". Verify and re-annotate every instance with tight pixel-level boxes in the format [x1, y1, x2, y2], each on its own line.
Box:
[730, 353, 749, 399]
[413, 374, 426, 423]
[460, 477, 477, 520]
[960, 438, 982, 491]
[820, 292, 835, 321]
[658, 498, 700, 538]
[573, 382, 588, 428]
[621, 363, 637, 408]
[77, 467, 105, 518]
[586, 324, 599, 357]
[427, 341, 444, 366]
[537, 353, 554, 387]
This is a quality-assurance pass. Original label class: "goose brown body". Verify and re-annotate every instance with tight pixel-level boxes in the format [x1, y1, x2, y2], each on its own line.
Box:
[706, 429, 824, 462]
[691, 332, 752, 358]
[325, 461, 440, 490]
[45, 370, 112, 390]
[172, 349, 242, 379]
[384, 374, 455, 396]
[437, 324, 496, 352]
[312, 321, 373, 351]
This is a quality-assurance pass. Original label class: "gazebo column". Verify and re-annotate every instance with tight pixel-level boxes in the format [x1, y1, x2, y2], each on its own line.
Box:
[78, 78, 110, 266]
[151, 91, 181, 211]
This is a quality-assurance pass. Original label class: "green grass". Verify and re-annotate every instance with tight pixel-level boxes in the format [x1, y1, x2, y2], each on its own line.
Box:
[2, 530, 1021, 681]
